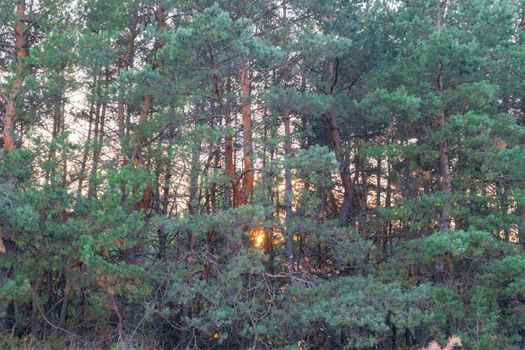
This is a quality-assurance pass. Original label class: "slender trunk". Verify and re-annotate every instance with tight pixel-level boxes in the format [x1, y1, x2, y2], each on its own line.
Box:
[376, 157, 381, 209]
[30, 276, 44, 340]
[435, 0, 453, 284]
[106, 286, 123, 341]
[60, 93, 67, 187]
[282, 60, 294, 266]
[436, 2, 452, 232]
[152, 138, 163, 212]
[208, 42, 238, 209]
[386, 158, 393, 256]
[296, 77, 309, 270]
[210, 148, 220, 213]
[46, 92, 62, 183]
[161, 126, 174, 214]
[225, 118, 236, 208]
[376, 157, 383, 260]
[75, 83, 95, 206]
[239, 61, 254, 205]
[269, 114, 277, 207]
[299, 71, 310, 214]
[87, 79, 101, 198]
[0, 1, 28, 257]
[438, 107, 452, 230]
[325, 58, 353, 226]
[135, 93, 154, 211]
[3, 0, 27, 154]
[188, 126, 202, 215]
[224, 79, 239, 208]
[179, 226, 196, 348]
[31, 288, 39, 339]
[328, 114, 353, 226]
[497, 181, 510, 240]
[284, 110, 294, 265]
[87, 75, 106, 199]
[358, 154, 368, 237]
[261, 81, 269, 204]
[58, 270, 71, 328]
[133, 5, 165, 211]
[73, 263, 87, 335]
[519, 102, 525, 249]
[134, 95, 153, 163]
[203, 229, 215, 280]
[117, 11, 137, 161]
[0, 0, 29, 260]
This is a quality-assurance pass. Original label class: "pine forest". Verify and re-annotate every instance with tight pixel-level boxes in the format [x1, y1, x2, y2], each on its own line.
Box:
[1, 0, 525, 349]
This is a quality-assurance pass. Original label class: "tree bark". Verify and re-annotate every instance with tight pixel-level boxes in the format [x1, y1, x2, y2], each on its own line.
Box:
[518, 101, 525, 249]
[358, 154, 369, 237]
[436, 1, 452, 232]
[0, 0, 28, 285]
[58, 270, 71, 328]
[281, 57, 294, 267]
[2, 0, 28, 154]
[325, 57, 353, 227]
[87, 73, 107, 199]
[284, 104, 294, 265]
[207, 43, 239, 209]
[239, 61, 254, 205]
[328, 114, 353, 227]
[117, 11, 138, 161]
[75, 80, 96, 207]
[133, 5, 165, 211]
[188, 124, 202, 215]
[435, 0, 453, 284]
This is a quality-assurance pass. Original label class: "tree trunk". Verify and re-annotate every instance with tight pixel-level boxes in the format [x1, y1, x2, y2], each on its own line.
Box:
[188, 125, 202, 215]
[386, 159, 393, 255]
[284, 107, 294, 266]
[75, 81, 96, 207]
[87, 73, 107, 199]
[518, 101, 525, 249]
[133, 5, 165, 211]
[435, 0, 453, 284]
[58, 270, 71, 328]
[376, 157, 382, 257]
[179, 216, 197, 348]
[358, 154, 368, 237]
[239, 61, 254, 205]
[117, 11, 138, 161]
[327, 114, 353, 227]
[2, 0, 28, 155]
[0, 0, 28, 285]
[161, 126, 175, 215]
[208, 43, 238, 209]
[325, 57, 353, 227]
[282, 59, 294, 267]
[436, 1, 452, 232]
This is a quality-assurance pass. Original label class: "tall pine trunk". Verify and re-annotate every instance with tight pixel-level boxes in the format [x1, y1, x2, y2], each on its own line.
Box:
[239, 61, 254, 205]
[133, 5, 165, 211]
[117, 11, 138, 161]
[3, 0, 27, 155]
[281, 57, 294, 267]
[325, 57, 353, 227]
[1, 2, 28, 327]
[515, 7, 525, 249]
[434, 0, 453, 284]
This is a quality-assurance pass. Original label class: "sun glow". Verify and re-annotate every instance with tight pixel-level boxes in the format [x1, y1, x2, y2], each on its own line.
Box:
[250, 227, 266, 249]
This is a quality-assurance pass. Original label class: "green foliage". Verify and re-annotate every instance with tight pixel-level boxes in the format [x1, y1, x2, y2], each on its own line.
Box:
[1, 0, 525, 349]
[288, 145, 337, 188]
